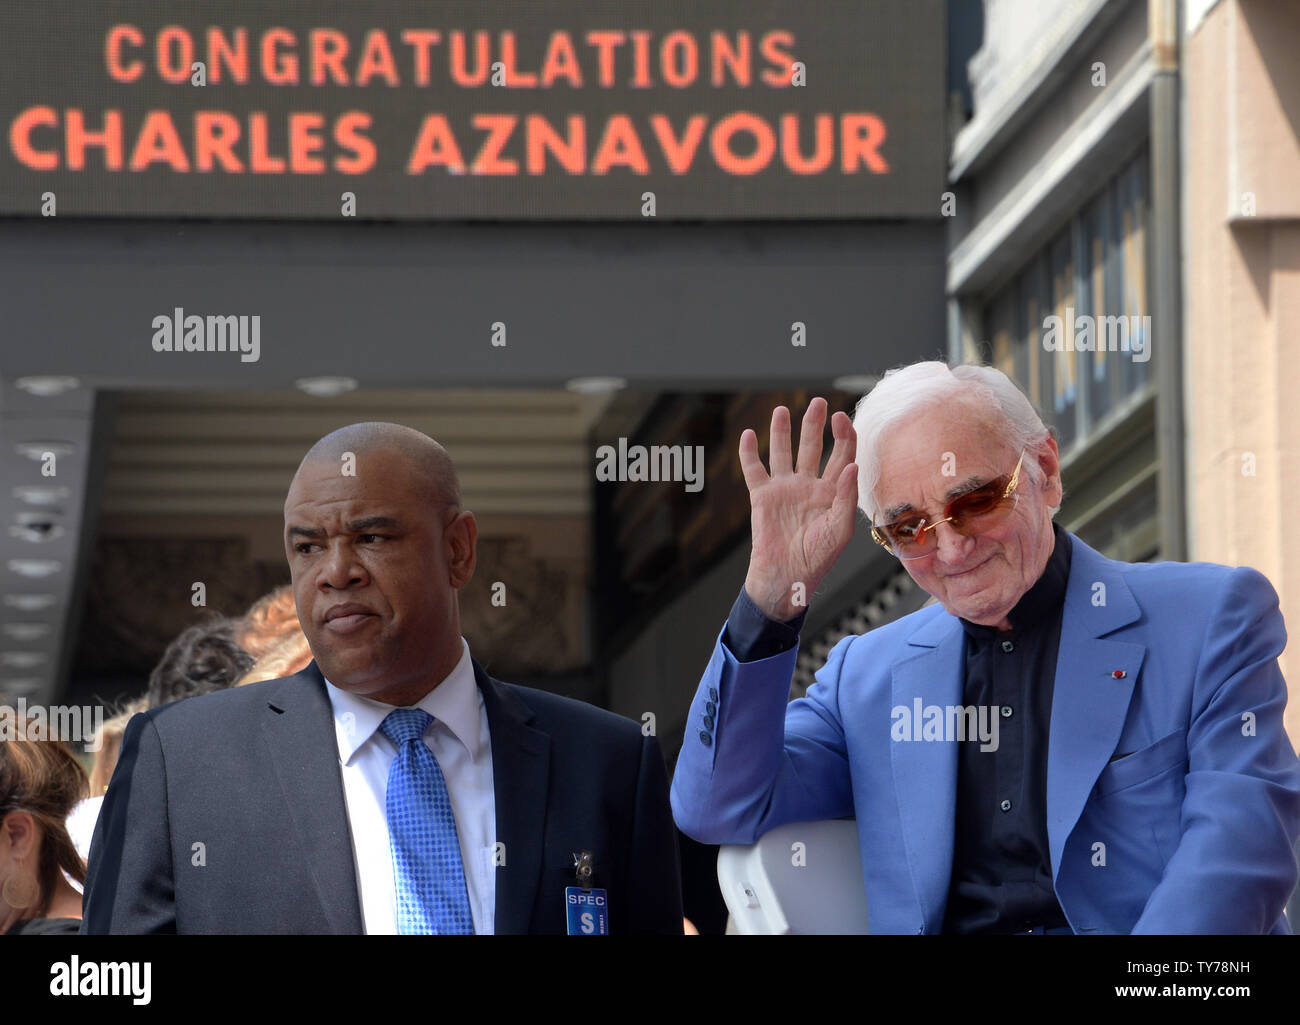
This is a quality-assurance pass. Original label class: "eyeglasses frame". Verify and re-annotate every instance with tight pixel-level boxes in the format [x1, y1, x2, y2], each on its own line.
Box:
[870, 448, 1028, 560]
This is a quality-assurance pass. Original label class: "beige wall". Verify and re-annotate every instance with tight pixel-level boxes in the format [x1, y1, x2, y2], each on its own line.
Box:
[1185, 0, 1300, 748]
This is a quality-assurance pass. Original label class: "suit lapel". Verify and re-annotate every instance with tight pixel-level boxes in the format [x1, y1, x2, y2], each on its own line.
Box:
[1046, 536, 1145, 880]
[473, 660, 551, 935]
[890, 609, 965, 930]
[259, 661, 363, 934]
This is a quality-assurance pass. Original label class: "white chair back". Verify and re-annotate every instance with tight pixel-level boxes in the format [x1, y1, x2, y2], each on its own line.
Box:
[716, 819, 869, 934]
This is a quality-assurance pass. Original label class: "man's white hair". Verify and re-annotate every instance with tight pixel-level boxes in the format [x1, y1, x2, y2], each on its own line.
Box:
[851, 361, 1060, 523]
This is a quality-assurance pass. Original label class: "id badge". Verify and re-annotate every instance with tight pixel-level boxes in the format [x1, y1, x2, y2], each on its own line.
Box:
[565, 887, 609, 935]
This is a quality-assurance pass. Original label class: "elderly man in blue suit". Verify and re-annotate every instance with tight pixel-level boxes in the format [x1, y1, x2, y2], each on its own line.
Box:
[671, 361, 1300, 934]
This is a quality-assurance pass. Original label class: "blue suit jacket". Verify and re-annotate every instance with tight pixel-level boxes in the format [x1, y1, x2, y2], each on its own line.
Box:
[671, 533, 1300, 933]
[83, 658, 682, 934]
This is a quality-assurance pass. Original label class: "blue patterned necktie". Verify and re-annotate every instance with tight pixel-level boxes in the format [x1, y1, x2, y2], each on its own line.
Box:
[380, 708, 475, 934]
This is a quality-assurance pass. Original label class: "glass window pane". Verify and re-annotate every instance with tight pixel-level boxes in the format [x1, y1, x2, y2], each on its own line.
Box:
[1084, 186, 1116, 424]
[977, 148, 1151, 451]
[986, 279, 1022, 386]
[1023, 255, 1050, 414]
[1047, 228, 1077, 449]
[1118, 155, 1151, 395]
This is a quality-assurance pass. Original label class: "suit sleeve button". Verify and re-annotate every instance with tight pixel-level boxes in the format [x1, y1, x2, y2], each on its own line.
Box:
[699, 730, 713, 747]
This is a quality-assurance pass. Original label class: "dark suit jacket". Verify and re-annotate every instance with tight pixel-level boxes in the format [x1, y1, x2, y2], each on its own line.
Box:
[81, 658, 683, 934]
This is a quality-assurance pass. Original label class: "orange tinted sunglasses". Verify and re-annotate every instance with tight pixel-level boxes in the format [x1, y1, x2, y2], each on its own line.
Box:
[870, 449, 1027, 560]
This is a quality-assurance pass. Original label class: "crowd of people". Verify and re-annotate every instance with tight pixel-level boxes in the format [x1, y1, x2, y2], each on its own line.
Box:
[6, 381, 1297, 938]
[1, 585, 311, 935]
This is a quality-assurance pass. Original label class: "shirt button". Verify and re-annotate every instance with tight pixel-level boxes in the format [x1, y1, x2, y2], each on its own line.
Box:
[705, 701, 717, 717]
[1001, 705, 1013, 718]
[699, 730, 713, 747]
[1000, 799, 1012, 812]
[709, 687, 719, 702]
[1001, 640, 1015, 653]
[702, 715, 715, 731]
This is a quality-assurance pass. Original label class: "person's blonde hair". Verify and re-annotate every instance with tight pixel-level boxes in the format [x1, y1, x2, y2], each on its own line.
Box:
[236, 631, 313, 686]
[88, 697, 147, 797]
[237, 585, 302, 659]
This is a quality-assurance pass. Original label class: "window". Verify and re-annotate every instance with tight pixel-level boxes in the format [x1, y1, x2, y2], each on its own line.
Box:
[982, 149, 1152, 457]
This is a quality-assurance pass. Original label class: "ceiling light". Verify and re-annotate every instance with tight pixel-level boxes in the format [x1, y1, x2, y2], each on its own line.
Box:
[1, 652, 48, 669]
[14, 376, 80, 397]
[12, 486, 70, 505]
[2, 623, 51, 641]
[14, 440, 75, 460]
[15, 511, 63, 527]
[295, 376, 358, 397]
[832, 375, 880, 395]
[13, 513, 64, 544]
[10, 522, 64, 543]
[6, 559, 62, 578]
[565, 376, 628, 396]
[3, 594, 57, 611]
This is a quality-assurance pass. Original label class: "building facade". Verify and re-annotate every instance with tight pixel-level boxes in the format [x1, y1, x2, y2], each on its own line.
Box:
[948, 0, 1300, 748]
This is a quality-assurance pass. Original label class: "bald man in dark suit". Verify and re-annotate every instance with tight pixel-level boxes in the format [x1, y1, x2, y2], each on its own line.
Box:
[83, 422, 682, 934]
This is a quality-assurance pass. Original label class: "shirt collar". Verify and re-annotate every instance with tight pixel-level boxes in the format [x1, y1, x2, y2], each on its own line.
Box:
[322, 637, 482, 765]
[959, 522, 1072, 642]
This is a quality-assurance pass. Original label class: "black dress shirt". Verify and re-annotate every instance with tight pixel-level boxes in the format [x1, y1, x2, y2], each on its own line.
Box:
[722, 522, 1074, 934]
[942, 522, 1072, 933]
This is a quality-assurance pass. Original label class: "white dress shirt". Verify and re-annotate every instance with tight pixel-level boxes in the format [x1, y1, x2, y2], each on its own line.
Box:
[323, 637, 496, 934]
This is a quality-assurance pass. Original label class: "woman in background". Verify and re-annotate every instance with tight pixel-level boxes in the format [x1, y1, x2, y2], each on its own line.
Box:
[1, 724, 89, 935]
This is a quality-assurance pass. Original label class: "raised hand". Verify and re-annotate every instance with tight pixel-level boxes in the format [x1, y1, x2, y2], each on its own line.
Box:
[739, 397, 859, 622]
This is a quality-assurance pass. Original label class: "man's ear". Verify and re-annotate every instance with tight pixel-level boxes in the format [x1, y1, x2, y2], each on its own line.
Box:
[445, 510, 477, 589]
[1037, 436, 1063, 507]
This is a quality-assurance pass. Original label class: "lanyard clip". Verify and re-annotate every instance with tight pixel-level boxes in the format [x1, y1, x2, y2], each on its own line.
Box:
[572, 850, 594, 891]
